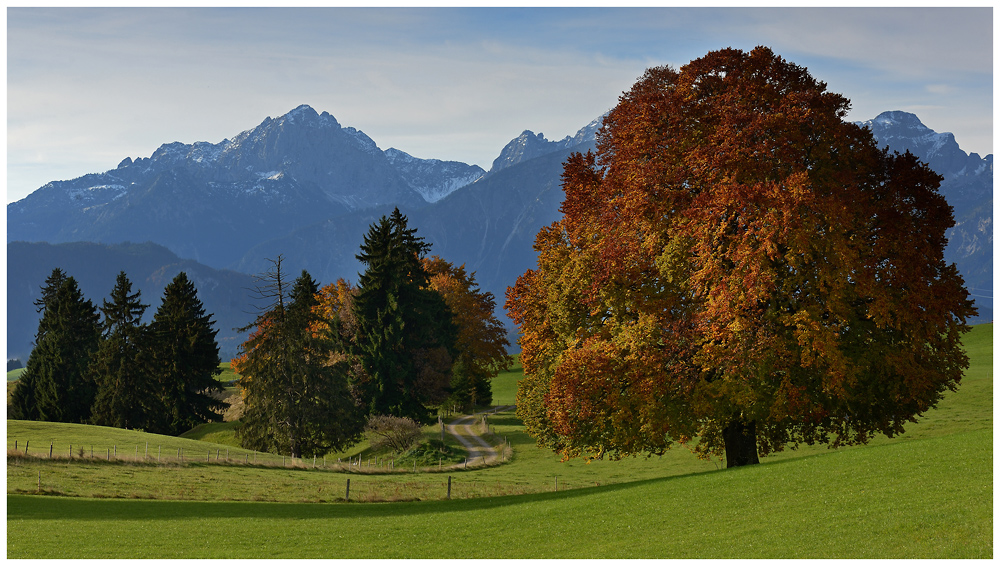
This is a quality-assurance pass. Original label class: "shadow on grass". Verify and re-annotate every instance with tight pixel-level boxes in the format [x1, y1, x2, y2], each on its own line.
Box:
[8, 466, 723, 522]
[16, 429, 988, 523]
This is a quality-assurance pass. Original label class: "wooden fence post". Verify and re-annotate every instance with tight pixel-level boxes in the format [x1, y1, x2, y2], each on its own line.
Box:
[49, 443, 53, 458]
[345, 478, 350, 502]
[69, 444, 72, 459]
[25, 440, 28, 455]
[447, 476, 452, 500]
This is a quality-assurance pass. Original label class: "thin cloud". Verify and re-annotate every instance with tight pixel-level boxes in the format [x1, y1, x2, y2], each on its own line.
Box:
[6, 7, 992, 203]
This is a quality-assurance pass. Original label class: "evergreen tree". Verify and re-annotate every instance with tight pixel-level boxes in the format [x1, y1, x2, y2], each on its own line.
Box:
[235, 262, 362, 458]
[90, 272, 158, 430]
[147, 272, 226, 435]
[352, 208, 457, 423]
[10, 271, 100, 422]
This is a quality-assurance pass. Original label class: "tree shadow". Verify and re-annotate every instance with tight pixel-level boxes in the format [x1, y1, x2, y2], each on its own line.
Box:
[8, 469, 719, 522]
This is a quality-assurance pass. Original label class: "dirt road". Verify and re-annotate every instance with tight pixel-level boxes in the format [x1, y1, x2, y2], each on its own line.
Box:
[445, 406, 514, 467]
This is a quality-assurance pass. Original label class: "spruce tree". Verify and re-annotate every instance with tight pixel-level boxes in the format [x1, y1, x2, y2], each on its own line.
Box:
[235, 263, 362, 458]
[90, 271, 158, 430]
[352, 208, 457, 423]
[10, 271, 100, 422]
[147, 272, 226, 435]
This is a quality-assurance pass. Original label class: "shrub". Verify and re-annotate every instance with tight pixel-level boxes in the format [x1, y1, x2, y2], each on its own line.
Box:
[364, 415, 422, 453]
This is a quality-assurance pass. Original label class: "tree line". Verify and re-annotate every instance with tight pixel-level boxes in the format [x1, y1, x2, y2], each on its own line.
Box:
[233, 208, 510, 458]
[10, 270, 225, 435]
[11, 208, 511, 459]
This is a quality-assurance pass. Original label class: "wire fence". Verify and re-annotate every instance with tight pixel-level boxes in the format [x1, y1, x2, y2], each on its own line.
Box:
[6, 435, 513, 474]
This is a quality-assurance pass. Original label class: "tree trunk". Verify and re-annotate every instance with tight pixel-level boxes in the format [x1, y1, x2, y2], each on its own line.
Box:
[723, 419, 759, 468]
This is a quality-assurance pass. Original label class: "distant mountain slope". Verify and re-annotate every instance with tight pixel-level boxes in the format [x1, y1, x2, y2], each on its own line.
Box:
[7, 241, 257, 361]
[233, 126, 599, 308]
[6, 105, 480, 268]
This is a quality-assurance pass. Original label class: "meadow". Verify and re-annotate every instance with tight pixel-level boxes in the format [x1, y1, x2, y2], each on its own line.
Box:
[6, 324, 993, 558]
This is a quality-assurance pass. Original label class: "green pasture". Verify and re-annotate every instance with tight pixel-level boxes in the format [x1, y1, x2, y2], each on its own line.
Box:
[7, 427, 991, 558]
[7, 324, 993, 558]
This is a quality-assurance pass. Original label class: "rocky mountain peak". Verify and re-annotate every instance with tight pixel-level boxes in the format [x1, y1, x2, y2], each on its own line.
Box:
[489, 115, 606, 176]
[856, 111, 984, 180]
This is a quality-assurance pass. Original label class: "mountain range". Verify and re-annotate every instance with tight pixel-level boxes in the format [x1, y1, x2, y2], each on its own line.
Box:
[7, 105, 992, 361]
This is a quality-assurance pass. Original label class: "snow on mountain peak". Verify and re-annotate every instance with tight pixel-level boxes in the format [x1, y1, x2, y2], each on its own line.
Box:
[384, 147, 485, 203]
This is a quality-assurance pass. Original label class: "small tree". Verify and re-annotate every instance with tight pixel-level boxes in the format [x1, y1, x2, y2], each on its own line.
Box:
[364, 414, 422, 453]
[235, 260, 362, 458]
[147, 272, 226, 435]
[423, 256, 511, 411]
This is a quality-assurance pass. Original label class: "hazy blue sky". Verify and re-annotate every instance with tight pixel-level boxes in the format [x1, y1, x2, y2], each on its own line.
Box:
[7, 7, 993, 203]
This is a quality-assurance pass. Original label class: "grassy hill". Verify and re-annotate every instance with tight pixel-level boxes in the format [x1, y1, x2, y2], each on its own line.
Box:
[7, 324, 993, 558]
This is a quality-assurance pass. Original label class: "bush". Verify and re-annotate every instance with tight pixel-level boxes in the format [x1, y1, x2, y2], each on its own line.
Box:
[364, 415, 422, 453]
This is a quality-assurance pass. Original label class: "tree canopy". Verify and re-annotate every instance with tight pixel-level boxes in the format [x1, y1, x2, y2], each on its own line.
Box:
[234, 262, 362, 458]
[90, 272, 158, 430]
[351, 208, 457, 424]
[147, 272, 226, 435]
[423, 256, 511, 410]
[505, 47, 976, 467]
[10, 270, 101, 423]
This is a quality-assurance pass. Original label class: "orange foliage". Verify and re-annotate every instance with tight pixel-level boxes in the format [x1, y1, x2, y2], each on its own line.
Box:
[506, 47, 976, 464]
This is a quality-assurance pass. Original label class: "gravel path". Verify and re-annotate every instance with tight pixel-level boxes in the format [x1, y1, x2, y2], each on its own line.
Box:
[445, 406, 514, 467]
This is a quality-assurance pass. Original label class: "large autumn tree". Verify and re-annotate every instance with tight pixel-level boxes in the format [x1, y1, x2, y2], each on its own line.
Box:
[506, 47, 976, 468]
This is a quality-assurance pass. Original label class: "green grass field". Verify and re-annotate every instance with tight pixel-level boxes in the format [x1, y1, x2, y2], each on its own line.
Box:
[7, 324, 993, 558]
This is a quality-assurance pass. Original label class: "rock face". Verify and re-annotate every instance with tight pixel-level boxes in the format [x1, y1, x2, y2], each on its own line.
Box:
[488, 114, 605, 175]
[384, 148, 485, 203]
